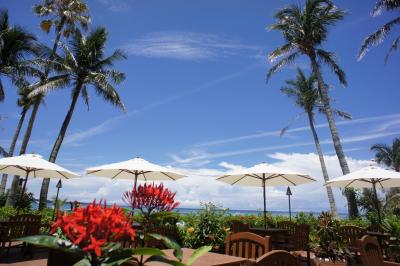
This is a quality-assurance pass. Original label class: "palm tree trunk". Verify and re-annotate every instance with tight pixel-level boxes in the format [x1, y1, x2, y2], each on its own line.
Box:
[38, 85, 82, 210]
[309, 52, 359, 218]
[0, 108, 28, 194]
[307, 112, 338, 216]
[5, 99, 40, 206]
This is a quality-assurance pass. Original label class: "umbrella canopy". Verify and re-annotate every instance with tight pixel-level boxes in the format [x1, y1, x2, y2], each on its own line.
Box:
[0, 154, 79, 209]
[325, 165, 400, 189]
[326, 165, 400, 224]
[0, 154, 79, 179]
[217, 162, 316, 228]
[86, 157, 186, 188]
[217, 163, 316, 187]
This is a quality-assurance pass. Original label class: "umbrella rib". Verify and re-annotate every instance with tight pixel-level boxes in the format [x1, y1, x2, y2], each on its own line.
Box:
[161, 172, 176, 181]
[0, 165, 11, 171]
[298, 174, 316, 181]
[111, 170, 124, 180]
[344, 179, 358, 188]
[280, 175, 297, 186]
[57, 171, 69, 179]
[231, 175, 249, 185]
[142, 172, 147, 182]
[87, 169, 102, 174]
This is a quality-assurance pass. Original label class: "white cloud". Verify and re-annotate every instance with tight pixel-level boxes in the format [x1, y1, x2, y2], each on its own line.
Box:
[123, 31, 261, 60]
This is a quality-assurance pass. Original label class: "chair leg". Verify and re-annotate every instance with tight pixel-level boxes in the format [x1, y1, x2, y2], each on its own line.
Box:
[307, 249, 311, 266]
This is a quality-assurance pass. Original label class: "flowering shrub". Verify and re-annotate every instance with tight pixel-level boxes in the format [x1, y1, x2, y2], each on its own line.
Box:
[51, 200, 136, 264]
[123, 183, 179, 215]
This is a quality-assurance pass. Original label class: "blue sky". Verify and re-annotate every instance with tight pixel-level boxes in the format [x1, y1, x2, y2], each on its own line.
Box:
[1, 0, 400, 214]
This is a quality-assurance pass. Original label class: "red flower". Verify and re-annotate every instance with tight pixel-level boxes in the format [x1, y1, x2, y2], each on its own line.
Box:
[123, 183, 179, 214]
[51, 200, 135, 258]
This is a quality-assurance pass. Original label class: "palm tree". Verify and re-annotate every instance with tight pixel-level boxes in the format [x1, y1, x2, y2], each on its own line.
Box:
[0, 85, 33, 194]
[32, 28, 126, 209]
[267, 0, 359, 218]
[280, 68, 353, 216]
[0, 9, 38, 101]
[358, 0, 400, 62]
[17, 0, 90, 167]
[371, 138, 400, 172]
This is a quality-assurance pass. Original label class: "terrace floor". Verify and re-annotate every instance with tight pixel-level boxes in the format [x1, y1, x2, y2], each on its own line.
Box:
[0, 248, 47, 266]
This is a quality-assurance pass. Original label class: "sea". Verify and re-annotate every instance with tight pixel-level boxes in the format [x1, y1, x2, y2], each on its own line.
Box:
[32, 201, 348, 218]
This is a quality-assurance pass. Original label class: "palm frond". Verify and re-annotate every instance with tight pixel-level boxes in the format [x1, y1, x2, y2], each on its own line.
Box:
[0, 79, 3, 101]
[268, 43, 296, 62]
[28, 74, 70, 98]
[332, 109, 352, 120]
[267, 52, 299, 81]
[280, 112, 306, 136]
[81, 86, 90, 110]
[316, 49, 347, 86]
[358, 17, 400, 60]
[385, 35, 400, 62]
[372, 0, 400, 16]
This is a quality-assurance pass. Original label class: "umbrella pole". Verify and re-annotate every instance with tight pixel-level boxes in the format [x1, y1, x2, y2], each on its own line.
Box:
[372, 181, 382, 225]
[134, 173, 138, 190]
[262, 176, 267, 229]
[52, 180, 62, 221]
[288, 193, 292, 222]
[17, 171, 29, 214]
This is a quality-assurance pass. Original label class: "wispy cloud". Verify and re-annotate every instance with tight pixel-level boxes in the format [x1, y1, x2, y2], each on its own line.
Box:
[63, 64, 256, 146]
[169, 130, 400, 165]
[194, 113, 400, 148]
[123, 31, 261, 60]
[98, 0, 132, 12]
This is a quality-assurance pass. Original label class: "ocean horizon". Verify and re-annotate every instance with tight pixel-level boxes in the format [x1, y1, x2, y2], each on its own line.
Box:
[33, 202, 348, 219]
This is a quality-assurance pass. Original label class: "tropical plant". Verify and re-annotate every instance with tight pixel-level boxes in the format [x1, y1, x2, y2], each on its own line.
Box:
[280, 67, 353, 216]
[0, 9, 38, 101]
[178, 202, 229, 250]
[358, 0, 400, 62]
[371, 138, 400, 172]
[268, 0, 359, 218]
[0, 85, 33, 194]
[34, 27, 126, 209]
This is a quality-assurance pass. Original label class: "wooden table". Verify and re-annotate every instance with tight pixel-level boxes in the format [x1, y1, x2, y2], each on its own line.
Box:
[129, 248, 254, 266]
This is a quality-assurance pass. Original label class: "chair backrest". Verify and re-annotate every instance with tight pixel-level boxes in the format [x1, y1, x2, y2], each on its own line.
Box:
[357, 235, 384, 266]
[230, 220, 250, 233]
[8, 214, 41, 239]
[226, 232, 270, 260]
[255, 250, 300, 266]
[277, 221, 296, 236]
[292, 224, 310, 250]
[146, 224, 180, 248]
[339, 225, 366, 247]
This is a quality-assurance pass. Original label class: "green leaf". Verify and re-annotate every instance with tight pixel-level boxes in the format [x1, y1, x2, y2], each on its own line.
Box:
[18, 235, 77, 253]
[187, 246, 212, 266]
[73, 258, 91, 266]
[101, 250, 133, 266]
[40, 20, 52, 33]
[131, 247, 165, 256]
[147, 234, 182, 261]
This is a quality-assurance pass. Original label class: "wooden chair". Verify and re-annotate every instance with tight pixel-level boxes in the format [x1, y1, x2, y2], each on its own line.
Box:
[226, 232, 271, 260]
[145, 224, 180, 248]
[277, 221, 296, 236]
[357, 235, 400, 266]
[255, 250, 300, 266]
[0, 214, 42, 256]
[230, 220, 250, 233]
[339, 225, 366, 253]
[276, 224, 311, 266]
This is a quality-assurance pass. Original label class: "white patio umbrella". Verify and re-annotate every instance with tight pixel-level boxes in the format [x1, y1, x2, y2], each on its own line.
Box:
[217, 162, 316, 228]
[86, 157, 186, 189]
[326, 165, 400, 223]
[0, 154, 79, 212]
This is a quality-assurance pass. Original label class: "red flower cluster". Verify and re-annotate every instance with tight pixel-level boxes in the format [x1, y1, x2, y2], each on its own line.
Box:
[123, 183, 179, 213]
[51, 200, 136, 257]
